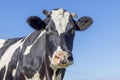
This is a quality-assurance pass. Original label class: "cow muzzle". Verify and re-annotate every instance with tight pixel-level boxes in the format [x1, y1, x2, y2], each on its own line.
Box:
[50, 51, 73, 68]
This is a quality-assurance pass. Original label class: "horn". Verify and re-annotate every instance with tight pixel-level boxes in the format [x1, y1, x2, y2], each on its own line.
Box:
[71, 13, 78, 19]
[43, 9, 50, 17]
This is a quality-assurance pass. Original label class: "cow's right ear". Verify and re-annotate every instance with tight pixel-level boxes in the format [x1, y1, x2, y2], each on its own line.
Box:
[27, 16, 46, 30]
[75, 16, 93, 31]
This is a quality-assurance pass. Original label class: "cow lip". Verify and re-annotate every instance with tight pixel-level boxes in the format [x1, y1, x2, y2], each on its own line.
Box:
[59, 61, 73, 68]
[50, 60, 73, 69]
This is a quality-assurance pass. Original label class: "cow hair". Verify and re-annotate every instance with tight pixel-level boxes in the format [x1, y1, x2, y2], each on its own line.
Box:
[76, 16, 93, 31]
[27, 16, 46, 30]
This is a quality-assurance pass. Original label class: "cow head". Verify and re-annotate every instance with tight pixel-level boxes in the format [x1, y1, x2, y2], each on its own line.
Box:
[27, 8, 93, 69]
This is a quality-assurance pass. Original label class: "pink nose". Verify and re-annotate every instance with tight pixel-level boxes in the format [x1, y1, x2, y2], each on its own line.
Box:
[51, 51, 73, 68]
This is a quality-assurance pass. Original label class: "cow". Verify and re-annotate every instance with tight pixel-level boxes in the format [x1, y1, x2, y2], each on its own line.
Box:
[0, 8, 93, 80]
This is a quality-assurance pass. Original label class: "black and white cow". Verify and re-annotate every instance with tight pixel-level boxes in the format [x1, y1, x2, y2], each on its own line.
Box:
[0, 8, 93, 80]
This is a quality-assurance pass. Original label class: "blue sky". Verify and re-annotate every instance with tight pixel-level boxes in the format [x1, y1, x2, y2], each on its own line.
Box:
[0, 0, 120, 80]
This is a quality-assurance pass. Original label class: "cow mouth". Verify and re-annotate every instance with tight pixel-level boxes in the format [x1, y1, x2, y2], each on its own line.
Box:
[50, 51, 73, 69]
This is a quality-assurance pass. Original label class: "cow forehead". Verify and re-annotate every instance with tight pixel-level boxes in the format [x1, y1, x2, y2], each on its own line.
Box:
[51, 9, 71, 35]
[51, 9, 67, 15]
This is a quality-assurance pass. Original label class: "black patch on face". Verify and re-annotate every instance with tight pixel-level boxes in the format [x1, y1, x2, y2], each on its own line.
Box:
[0, 66, 6, 80]
[46, 20, 60, 56]
[60, 30, 75, 52]
[46, 32, 60, 56]
[0, 38, 22, 59]
[60, 18, 75, 52]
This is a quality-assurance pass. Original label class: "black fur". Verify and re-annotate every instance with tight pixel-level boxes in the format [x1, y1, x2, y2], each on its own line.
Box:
[27, 16, 46, 30]
[75, 16, 93, 31]
[0, 66, 6, 80]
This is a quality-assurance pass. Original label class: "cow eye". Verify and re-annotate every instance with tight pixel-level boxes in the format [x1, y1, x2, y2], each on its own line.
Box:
[46, 28, 57, 35]
[46, 28, 49, 32]
[46, 28, 52, 34]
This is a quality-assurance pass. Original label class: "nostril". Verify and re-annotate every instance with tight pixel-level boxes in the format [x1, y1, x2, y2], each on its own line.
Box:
[68, 56, 73, 61]
[61, 59, 67, 64]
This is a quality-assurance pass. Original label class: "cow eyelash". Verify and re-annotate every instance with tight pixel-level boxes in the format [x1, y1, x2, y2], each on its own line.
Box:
[45, 28, 51, 32]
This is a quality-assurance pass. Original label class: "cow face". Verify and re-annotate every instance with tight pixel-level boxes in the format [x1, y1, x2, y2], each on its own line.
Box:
[27, 8, 93, 69]
[44, 9, 75, 69]
[43, 9, 93, 69]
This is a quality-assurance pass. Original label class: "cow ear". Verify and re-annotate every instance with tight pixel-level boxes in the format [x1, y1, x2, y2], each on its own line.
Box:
[27, 16, 46, 30]
[75, 16, 93, 31]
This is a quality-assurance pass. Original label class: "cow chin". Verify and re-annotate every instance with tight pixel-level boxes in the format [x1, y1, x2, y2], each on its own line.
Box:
[50, 51, 73, 69]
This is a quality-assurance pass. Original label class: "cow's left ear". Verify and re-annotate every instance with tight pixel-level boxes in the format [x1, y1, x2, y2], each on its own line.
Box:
[27, 16, 46, 30]
[75, 16, 93, 31]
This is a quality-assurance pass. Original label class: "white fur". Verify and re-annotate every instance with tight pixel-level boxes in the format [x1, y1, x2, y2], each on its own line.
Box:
[52, 69, 62, 80]
[56, 73, 62, 80]
[0, 39, 22, 80]
[12, 62, 19, 77]
[19, 34, 31, 50]
[32, 72, 40, 80]
[51, 8, 70, 35]
[0, 39, 6, 48]
[52, 69, 57, 80]
[24, 45, 33, 55]
[24, 72, 40, 80]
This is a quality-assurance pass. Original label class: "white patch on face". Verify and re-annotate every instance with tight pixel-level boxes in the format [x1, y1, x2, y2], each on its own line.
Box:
[0, 39, 22, 80]
[24, 30, 46, 55]
[0, 39, 6, 48]
[51, 9, 71, 35]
